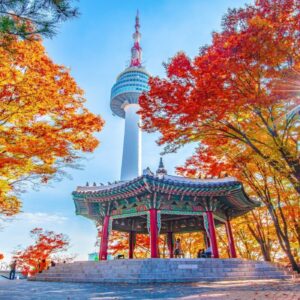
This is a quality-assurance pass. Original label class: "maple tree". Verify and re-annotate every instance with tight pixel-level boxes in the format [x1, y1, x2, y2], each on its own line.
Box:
[103, 222, 296, 264]
[139, 0, 300, 193]
[106, 231, 150, 258]
[0, 33, 104, 216]
[50, 253, 76, 264]
[106, 231, 205, 259]
[179, 147, 299, 270]
[139, 0, 300, 271]
[13, 228, 69, 276]
[174, 232, 204, 258]
[215, 209, 281, 261]
[237, 158, 299, 268]
[177, 139, 300, 270]
[239, 209, 278, 262]
[231, 210, 280, 261]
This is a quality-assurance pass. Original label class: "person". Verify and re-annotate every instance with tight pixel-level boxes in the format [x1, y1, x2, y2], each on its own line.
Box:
[204, 246, 212, 258]
[174, 238, 183, 258]
[38, 259, 47, 273]
[197, 249, 205, 258]
[51, 260, 56, 267]
[9, 260, 17, 280]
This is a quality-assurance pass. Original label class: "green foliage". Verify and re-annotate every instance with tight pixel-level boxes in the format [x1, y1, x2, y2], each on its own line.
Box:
[0, 0, 78, 40]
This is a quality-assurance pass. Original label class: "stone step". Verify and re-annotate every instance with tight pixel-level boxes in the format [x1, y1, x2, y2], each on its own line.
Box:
[38, 271, 293, 276]
[51, 261, 276, 268]
[30, 274, 293, 283]
[36, 274, 289, 281]
[60, 260, 272, 266]
[44, 269, 283, 276]
[52, 266, 272, 271]
[50, 263, 278, 268]
[47, 268, 278, 274]
[53, 262, 275, 266]
[64, 262, 270, 267]
[36, 271, 289, 280]
[31, 259, 293, 283]
[39, 268, 289, 275]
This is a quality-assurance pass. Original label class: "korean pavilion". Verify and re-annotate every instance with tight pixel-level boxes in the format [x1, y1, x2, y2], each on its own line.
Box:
[72, 159, 259, 260]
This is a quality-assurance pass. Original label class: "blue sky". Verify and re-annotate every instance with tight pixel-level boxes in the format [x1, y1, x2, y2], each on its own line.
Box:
[1, 0, 251, 263]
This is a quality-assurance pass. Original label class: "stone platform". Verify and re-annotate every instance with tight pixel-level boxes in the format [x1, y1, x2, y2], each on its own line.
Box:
[29, 259, 297, 283]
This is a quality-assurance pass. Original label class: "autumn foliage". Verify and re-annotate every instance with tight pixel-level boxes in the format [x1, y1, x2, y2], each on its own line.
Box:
[140, 0, 300, 189]
[139, 0, 300, 271]
[107, 231, 204, 259]
[108, 231, 150, 258]
[13, 228, 69, 276]
[0, 32, 104, 216]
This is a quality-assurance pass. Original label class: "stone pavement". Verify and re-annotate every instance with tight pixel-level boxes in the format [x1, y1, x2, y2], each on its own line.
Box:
[0, 279, 299, 300]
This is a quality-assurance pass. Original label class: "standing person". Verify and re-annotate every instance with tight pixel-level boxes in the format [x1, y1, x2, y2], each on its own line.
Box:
[174, 238, 183, 258]
[37, 260, 41, 273]
[204, 246, 212, 258]
[9, 260, 17, 280]
[39, 259, 46, 273]
[197, 249, 205, 258]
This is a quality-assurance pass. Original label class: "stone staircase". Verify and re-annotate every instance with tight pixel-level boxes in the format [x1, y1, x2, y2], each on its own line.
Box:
[29, 258, 297, 283]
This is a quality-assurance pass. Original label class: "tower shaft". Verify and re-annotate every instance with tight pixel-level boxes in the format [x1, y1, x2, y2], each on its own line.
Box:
[121, 104, 141, 181]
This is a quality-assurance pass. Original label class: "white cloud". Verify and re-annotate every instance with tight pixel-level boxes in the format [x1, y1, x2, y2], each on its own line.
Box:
[0, 212, 70, 263]
[16, 212, 68, 225]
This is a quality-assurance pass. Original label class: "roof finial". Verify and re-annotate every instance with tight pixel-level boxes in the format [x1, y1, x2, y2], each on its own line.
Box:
[130, 10, 142, 67]
[159, 157, 164, 169]
[156, 157, 167, 177]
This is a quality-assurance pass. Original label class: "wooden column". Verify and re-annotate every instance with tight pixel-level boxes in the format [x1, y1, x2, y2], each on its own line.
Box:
[149, 208, 159, 258]
[206, 211, 219, 258]
[129, 231, 136, 259]
[99, 215, 110, 260]
[167, 232, 174, 258]
[225, 219, 237, 258]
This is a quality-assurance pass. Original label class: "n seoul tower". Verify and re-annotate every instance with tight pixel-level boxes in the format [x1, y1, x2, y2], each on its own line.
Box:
[110, 12, 149, 181]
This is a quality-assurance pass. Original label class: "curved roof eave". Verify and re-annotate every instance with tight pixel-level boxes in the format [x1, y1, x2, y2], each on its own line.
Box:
[74, 174, 241, 195]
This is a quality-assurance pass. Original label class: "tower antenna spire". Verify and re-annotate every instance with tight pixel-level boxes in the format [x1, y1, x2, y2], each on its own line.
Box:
[130, 10, 142, 67]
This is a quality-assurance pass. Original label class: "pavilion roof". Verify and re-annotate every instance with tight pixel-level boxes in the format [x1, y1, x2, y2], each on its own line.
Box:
[72, 169, 259, 220]
[74, 169, 244, 196]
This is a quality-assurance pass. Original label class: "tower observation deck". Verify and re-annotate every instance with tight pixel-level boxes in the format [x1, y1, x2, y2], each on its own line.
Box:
[110, 11, 150, 181]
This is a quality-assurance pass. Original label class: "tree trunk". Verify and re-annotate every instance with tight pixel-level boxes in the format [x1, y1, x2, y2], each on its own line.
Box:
[247, 223, 272, 262]
[268, 206, 300, 273]
[260, 242, 272, 262]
